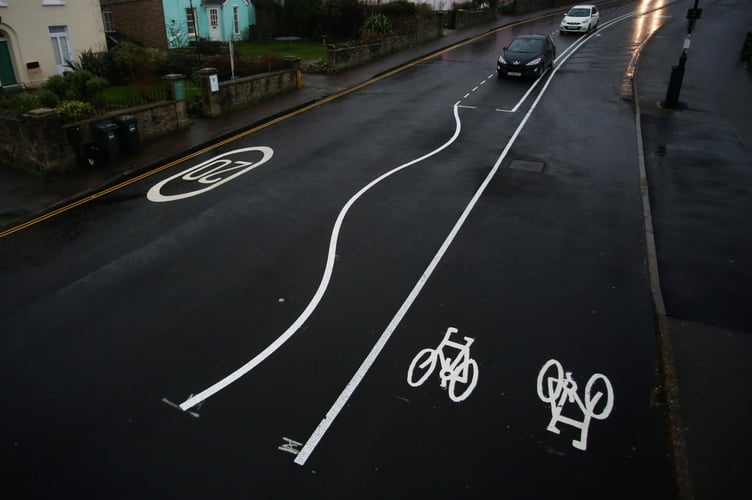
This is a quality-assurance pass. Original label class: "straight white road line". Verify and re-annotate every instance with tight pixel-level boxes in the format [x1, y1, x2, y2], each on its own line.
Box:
[294, 7, 643, 466]
[296, 60, 558, 469]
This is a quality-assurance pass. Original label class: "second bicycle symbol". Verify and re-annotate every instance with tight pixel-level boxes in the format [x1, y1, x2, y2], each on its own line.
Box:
[536, 358, 614, 451]
[407, 327, 479, 402]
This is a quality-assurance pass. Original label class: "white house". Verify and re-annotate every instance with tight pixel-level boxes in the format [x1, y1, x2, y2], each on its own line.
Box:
[0, 0, 107, 88]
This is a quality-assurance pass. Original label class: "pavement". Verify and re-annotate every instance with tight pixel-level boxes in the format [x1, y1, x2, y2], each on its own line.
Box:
[1, 3, 750, 499]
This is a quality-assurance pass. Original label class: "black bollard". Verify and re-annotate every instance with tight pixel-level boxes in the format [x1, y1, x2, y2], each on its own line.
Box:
[664, 48, 688, 109]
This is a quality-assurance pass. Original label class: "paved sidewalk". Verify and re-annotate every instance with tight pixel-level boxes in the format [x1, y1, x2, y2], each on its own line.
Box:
[635, 2, 752, 498]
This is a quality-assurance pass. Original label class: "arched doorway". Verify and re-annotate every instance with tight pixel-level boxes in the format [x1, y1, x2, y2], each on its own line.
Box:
[0, 30, 18, 86]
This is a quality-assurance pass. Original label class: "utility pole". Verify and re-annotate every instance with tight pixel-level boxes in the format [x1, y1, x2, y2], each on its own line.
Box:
[663, 1, 702, 109]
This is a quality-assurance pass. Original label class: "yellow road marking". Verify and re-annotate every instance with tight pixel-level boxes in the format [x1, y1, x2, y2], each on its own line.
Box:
[0, 13, 558, 240]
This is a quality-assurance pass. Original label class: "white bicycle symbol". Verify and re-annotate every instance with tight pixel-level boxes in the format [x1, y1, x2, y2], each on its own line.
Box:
[536, 358, 614, 451]
[407, 327, 479, 402]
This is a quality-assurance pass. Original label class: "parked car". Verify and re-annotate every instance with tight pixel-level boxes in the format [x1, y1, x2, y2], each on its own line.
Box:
[497, 34, 556, 79]
[560, 4, 600, 35]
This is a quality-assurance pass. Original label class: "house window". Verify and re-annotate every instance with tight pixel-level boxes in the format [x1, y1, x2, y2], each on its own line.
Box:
[43, 0, 66, 5]
[185, 8, 196, 38]
[102, 9, 116, 33]
[49, 25, 71, 72]
[209, 9, 219, 30]
[233, 6, 240, 35]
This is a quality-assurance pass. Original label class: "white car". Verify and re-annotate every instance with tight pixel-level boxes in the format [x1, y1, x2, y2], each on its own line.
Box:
[560, 4, 599, 35]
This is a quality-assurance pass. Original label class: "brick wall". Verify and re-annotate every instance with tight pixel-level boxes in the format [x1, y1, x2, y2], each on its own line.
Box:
[101, 0, 167, 50]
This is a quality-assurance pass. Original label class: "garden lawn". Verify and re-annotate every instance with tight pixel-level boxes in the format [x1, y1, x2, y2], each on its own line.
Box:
[233, 39, 327, 64]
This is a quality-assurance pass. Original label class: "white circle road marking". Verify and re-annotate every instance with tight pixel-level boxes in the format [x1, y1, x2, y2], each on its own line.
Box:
[147, 146, 274, 202]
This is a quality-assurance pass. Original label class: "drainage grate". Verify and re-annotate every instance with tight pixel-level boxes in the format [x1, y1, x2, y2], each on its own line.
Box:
[509, 160, 545, 173]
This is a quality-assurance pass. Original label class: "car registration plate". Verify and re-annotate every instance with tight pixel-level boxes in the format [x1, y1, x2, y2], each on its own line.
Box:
[508, 71, 522, 77]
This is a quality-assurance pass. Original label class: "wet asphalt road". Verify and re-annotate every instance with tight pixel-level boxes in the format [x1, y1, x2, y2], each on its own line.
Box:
[0, 4, 681, 498]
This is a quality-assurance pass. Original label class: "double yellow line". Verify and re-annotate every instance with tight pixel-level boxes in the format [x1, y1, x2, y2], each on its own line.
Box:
[1, 13, 556, 240]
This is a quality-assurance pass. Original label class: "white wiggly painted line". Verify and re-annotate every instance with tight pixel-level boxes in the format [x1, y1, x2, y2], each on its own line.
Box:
[178, 104, 464, 412]
[293, 8, 643, 465]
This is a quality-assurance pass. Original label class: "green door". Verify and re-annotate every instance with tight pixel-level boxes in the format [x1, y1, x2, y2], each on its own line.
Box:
[0, 38, 18, 86]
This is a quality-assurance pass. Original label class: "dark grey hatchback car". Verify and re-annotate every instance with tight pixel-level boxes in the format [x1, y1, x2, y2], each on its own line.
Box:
[497, 34, 556, 79]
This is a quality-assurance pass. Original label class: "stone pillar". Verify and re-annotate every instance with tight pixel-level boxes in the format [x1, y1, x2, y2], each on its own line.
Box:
[282, 56, 302, 89]
[21, 108, 77, 172]
[163, 73, 186, 101]
[199, 67, 222, 117]
[162, 73, 191, 129]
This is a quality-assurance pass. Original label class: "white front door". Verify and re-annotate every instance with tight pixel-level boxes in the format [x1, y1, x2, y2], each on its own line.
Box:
[208, 8, 221, 41]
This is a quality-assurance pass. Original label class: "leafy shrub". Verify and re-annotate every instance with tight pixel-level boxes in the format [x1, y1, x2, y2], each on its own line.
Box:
[185, 85, 203, 116]
[107, 42, 165, 84]
[110, 41, 144, 70]
[85, 76, 109, 98]
[43, 75, 69, 100]
[37, 90, 60, 108]
[251, 0, 285, 39]
[377, 0, 417, 17]
[55, 100, 97, 122]
[67, 48, 114, 79]
[63, 70, 95, 100]
[195, 40, 224, 55]
[13, 93, 42, 112]
[0, 90, 58, 114]
[319, 0, 364, 41]
[415, 3, 434, 17]
[282, 0, 322, 39]
[361, 13, 394, 40]
[43, 70, 110, 102]
[362, 13, 393, 36]
[163, 48, 204, 78]
[67, 45, 165, 85]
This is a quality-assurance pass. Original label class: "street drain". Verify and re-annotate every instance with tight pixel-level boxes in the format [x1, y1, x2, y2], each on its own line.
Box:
[509, 160, 545, 173]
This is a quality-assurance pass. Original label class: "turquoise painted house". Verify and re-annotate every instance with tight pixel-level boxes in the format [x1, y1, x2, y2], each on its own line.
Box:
[162, 0, 256, 46]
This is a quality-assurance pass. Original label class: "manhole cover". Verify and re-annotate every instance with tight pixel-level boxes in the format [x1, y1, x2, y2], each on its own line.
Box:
[509, 160, 544, 173]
